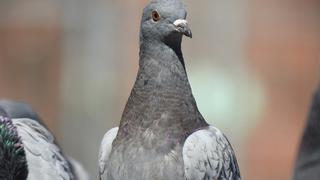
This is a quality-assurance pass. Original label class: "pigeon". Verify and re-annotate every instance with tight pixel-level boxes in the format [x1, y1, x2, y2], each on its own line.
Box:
[293, 88, 320, 180]
[0, 100, 90, 180]
[98, 0, 241, 179]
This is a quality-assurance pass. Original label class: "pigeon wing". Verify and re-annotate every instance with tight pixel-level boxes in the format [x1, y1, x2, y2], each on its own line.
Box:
[183, 126, 241, 180]
[13, 118, 74, 180]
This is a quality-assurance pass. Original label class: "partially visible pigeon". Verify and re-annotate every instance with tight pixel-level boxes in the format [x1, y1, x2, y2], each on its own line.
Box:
[99, 0, 241, 180]
[0, 100, 90, 180]
[293, 88, 320, 180]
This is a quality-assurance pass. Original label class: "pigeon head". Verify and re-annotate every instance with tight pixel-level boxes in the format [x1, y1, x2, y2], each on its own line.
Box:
[140, 0, 192, 46]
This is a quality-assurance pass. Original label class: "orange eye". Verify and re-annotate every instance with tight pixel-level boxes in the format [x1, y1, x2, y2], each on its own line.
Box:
[152, 10, 161, 22]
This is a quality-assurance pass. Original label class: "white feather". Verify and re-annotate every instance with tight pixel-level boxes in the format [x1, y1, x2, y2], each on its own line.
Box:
[98, 127, 119, 179]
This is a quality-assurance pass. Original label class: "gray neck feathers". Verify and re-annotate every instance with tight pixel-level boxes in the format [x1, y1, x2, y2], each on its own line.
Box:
[134, 38, 194, 112]
[116, 38, 207, 141]
[138, 39, 187, 86]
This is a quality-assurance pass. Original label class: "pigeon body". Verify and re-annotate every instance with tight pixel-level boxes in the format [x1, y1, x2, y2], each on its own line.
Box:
[293, 89, 320, 179]
[99, 0, 241, 179]
[0, 100, 89, 180]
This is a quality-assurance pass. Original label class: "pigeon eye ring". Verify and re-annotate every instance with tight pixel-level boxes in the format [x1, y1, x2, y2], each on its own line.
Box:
[152, 10, 161, 22]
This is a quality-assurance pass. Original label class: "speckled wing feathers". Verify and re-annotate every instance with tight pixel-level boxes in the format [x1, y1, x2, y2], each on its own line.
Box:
[183, 126, 241, 180]
[13, 118, 74, 180]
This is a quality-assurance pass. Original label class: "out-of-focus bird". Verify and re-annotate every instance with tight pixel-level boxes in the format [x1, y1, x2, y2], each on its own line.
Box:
[98, 0, 241, 179]
[293, 88, 320, 180]
[0, 100, 90, 180]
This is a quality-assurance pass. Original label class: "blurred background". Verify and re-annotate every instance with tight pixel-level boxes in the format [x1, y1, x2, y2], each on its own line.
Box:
[0, 0, 319, 179]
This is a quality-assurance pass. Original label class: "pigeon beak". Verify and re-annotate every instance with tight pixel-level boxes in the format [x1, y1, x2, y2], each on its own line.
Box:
[173, 19, 192, 38]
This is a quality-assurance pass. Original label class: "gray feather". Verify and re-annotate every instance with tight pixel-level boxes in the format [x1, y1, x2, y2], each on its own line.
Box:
[0, 100, 41, 122]
[13, 118, 74, 180]
[183, 126, 240, 180]
[0, 100, 90, 180]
